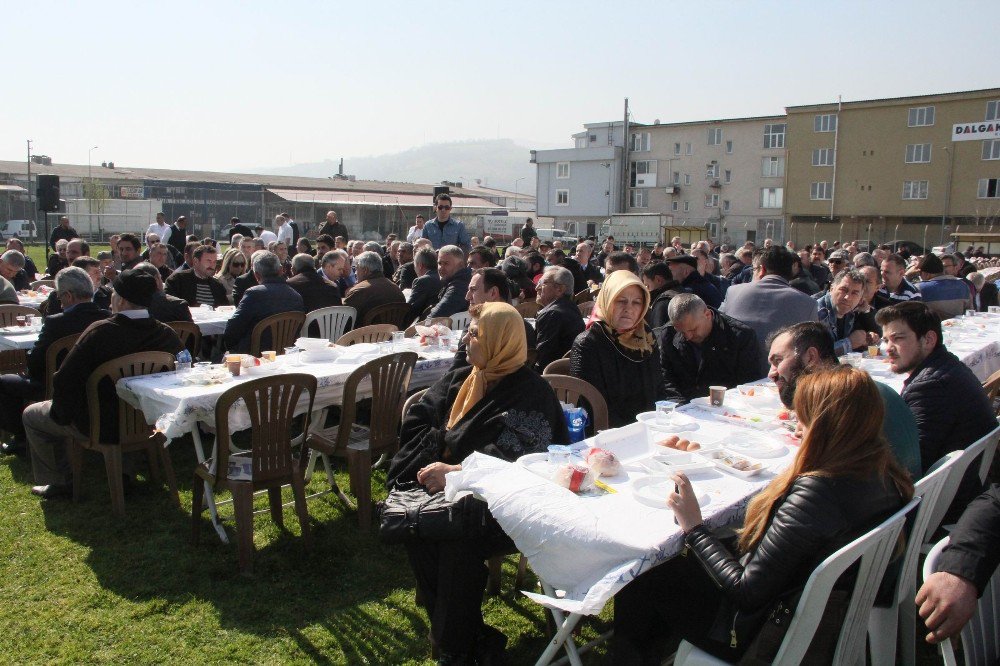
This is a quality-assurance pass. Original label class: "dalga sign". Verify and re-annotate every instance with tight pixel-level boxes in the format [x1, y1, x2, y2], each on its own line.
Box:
[952, 121, 1000, 141]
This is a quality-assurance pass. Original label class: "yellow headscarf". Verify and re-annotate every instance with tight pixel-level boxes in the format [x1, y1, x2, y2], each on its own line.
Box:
[446, 302, 527, 429]
[595, 270, 654, 354]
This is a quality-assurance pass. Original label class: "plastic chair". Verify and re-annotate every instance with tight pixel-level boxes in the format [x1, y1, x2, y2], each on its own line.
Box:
[577, 301, 596, 317]
[868, 451, 960, 665]
[0, 304, 41, 326]
[543, 358, 572, 375]
[573, 288, 595, 304]
[29, 279, 55, 290]
[404, 317, 450, 337]
[44, 333, 80, 399]
[248, 311, 305, 357]
[335, 324, 396, 347]
[449, 311, 472, 331]
[675, 496, 919, 666]
[167, 321, 202, 359]
[543, 374, 610, 433]
[515, 301, 540, 319]
[303, 305, 356, 343]
[191, 374, 317, 573]
[923, 536, 1000, 666]
[362, 301, 412, 330]
[66, 352, 179, 517]
[306, 352, 417, 531]
[400, 388, 428, 423]
[984, 369, 1000, 415]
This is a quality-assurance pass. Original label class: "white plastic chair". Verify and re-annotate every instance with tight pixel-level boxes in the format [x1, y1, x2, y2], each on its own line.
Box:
[303, 305, 356, 344]
[449, 310, 471, 331]
[868, 451, 959, 665]
[675, 496, 919, 666]
[923, 537, 1000, 666]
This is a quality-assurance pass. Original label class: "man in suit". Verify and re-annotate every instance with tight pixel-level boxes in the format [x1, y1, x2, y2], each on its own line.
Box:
[132, 263, 192, 323]
[393, 242, 417, 289]
[22, 269, 183, 498]
[165, 245, 229, 308]
[720, 246, 819, 376]
[0, 267, 110, 456]
[664, 254, 722, 308]
[406, 248, 441, 322]
[429, 245, 472, 318]
[534, 266, 585, 372]
[165, 216, 189, 257]
[344, 251, 405, 328]
[44, 257, 112, 315]
[287, 253, 341, 312]
[223, 251, 305, 353]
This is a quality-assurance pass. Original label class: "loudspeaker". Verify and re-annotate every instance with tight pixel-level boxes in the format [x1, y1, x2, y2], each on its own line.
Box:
[37, 175, 60, 212]
[432, 185, 450, 204]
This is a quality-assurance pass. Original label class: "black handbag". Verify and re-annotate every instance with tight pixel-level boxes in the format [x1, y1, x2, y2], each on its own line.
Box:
[377, 482, 488, 544]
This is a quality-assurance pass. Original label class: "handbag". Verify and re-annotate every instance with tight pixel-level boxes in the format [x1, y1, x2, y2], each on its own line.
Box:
[377, 482, 488, 545]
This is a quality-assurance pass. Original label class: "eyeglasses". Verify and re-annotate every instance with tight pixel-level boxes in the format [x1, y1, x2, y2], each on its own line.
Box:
[437, 205, 451, 211]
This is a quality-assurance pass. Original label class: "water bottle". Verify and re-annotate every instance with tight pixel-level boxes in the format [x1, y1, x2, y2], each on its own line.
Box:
[176, 348, 192, 373]
[564, 406, 588, 443]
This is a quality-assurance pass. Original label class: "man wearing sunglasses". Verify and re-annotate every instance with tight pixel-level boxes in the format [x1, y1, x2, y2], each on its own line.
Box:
[421, 193, 471, 254]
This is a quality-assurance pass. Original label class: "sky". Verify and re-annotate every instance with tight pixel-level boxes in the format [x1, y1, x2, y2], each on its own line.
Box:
[3, 0, 999, 173]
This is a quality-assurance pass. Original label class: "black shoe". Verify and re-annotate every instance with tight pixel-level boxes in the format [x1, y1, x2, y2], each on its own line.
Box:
[473, 626, 507, 666]
[30, 484, 72, 499]
[1, 439, 26, 456]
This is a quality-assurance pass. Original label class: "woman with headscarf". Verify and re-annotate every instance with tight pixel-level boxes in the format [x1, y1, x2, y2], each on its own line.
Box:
[388, 302, 568, 665]
[569, 269, 667, 427]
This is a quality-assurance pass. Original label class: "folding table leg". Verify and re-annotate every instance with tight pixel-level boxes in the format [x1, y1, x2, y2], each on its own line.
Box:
[535, 581, 583, 666]
[191, 426, 229, 544]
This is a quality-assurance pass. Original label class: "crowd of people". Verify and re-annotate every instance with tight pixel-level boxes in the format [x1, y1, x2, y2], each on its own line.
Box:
[0, 199, 997, 664]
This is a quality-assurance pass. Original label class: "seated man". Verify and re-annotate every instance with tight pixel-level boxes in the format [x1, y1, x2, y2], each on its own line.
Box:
[641, 262, 679, 329]
[286, 252, 341, 313]
[451, 267, 536, 369]
[343, 250, 405, 327]
[132, 262, 192, 323]
[406, 248, 441, 322]
[875, 253, 921, 309]
[916, 253, 973, 319]
[534, 266, 584, 372]
[22, 269, 183, 498]
[0, 267, 111, 456]
[319, 249, 352, 295]
[392, 242, 417, 289]
[766, 321, 922, 479]
[223, 251, 304, 353]
[665, 255, 722, 308]
[876, 302, 996, 521]
[164, 244, 229, 308]
[429, 245, 472, 318]
[815, 267, 873, 355]
[657, 294, 760, 403]
[44, 257, 112, 315]
[0, 250, 31, 291]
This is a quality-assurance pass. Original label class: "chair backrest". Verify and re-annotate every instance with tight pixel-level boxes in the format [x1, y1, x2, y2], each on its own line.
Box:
[543, 374, 609, 432]
[167, 321, 202, 359]
[336, 324, 397, 346]
[543, 358, 572, 375]
[85, 352, 175, 445]
[337, 352, 417, 457]
[985, 369, 1000, 417]
[212, 374, 317, 487]
[0, 304, 41, 327]
[925, 425, 1000, 539]
[924, 536, 1000, 666]
[249, 311, 305, 356]
[573, 288, 594, 304]
[577, 301, 596, 317]
[449, 311, 471, 331]
[44, 333, 81, 400]
[362, 301, 412, 330]
[30, 279, 55, 290]
[514, 301, 540, 319]
[303, 305, 356, 343]
[773, 496, 919, 665]
[402, 388, 428, 422]
[404, 317, 450, 337]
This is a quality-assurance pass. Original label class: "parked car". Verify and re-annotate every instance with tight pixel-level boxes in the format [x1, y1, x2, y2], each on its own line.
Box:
[884, 239, 926, 257]
[535, 228, 578, 246]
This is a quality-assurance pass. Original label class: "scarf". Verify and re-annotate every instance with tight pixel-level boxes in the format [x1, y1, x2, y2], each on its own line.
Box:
[595, 270, 654, 355]
[446, 302, 527, 429]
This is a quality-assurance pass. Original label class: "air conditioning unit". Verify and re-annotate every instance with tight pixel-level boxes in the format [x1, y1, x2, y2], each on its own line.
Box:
[664, 186, 676, 194]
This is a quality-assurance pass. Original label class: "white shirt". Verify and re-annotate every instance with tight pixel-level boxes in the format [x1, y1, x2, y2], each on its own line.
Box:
[406, 224, 424, 243]
[277, 222, 294, 245]
[259, 230, 278, 245]
[147, 222, 171, 243]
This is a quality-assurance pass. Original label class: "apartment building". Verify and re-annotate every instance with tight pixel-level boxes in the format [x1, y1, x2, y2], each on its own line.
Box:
[785, 88, 1000, 249]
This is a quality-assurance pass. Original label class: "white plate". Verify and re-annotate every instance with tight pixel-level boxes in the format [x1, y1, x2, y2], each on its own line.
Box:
[724, 433, 786, 459]
[631, 476, 710, 510]
[295, 337, 333, 351]
[181, 371, 234, 386]
[645, 453, 715, 474]
[243, 362, 281, 376]
[301, 348, 341, 363]
[705, 450, 766, 478]
[516, 452, 560, 479]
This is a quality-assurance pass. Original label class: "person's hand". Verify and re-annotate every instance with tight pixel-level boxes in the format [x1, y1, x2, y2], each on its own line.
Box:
[916, 571, 978, 643]
[416, 462, 461, 494]
[103, 266, 118, 282]
[667, 472, 703, 532]
[866, 331, 882, 345]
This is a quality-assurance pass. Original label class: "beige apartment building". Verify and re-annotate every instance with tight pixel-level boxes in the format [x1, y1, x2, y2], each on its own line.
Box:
[625, 116, 788, 246]
[785, 88, 1000, 250]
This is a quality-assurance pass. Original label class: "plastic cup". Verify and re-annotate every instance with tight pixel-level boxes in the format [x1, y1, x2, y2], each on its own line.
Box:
[284, 346, 301, 365]
[262, 350, 277, 362]
[965, 309, 976, 318]
[176, 361, 192, 374]
[225, 354, 242, 376]
[989, 306, 1000, 315]
[867, 345, 879, 358]
[655, 400, 679, 423]
[709, 386, 726, 407]
[391, 331, 405, 349]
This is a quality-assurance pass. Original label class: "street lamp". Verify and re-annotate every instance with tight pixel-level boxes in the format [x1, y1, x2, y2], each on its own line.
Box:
[513, 177, 525, 211]
[88, 145, 98, 224]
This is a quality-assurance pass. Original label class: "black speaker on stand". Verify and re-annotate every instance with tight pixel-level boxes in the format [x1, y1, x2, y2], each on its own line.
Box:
[37, 174, 60, 258]
[432, 185, 450, 204]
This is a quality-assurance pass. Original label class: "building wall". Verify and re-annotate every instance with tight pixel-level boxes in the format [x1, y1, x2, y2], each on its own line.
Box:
[533, 146, 622, 232]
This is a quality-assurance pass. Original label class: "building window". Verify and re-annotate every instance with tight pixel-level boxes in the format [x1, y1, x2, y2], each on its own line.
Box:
[810, 182, 833, 200]
[684, 173, 691, 185]
[683, 201, 690, 212]
[905, 143, 932, 164]
[630, 132, 651, 151]
[671, 201, 679, 211]
[902, 180, 929, 200]
[812, 148, 835, 166]
[814, 114, 838, 132]
[760, 187, 783, 208]
[674, 142, 681, 155]
[630, 160, 657, 187]
[556, 162, 570, 179]
[723, 199, 731, 212]
[708, 128, 722, 145]
[629, 189, 648, 208]
[705, 193, 719, 208]
[978, 178, 1000, 198]
[761, 156, 785, 177]
[763, 123, 786, 149]
[987, 101, 1000, 121]
[725, 140, 733, 154]
[672, 171, 680, 185]
[908, 106, 935, 127]
[982, 139, 1000, 160]
[589, 134, 597, 143]
[555, 189, 569, 206]
[705, 162, 719, 179]
[724, 169, 732, 184]
[685, 142, 693, 155]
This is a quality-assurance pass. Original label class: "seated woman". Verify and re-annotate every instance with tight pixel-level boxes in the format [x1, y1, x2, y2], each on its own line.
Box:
[213, 248, 245, 304]
[613, 366, 913, 664]
[387, 302, 568, 665]
[569, 269, 666, 427]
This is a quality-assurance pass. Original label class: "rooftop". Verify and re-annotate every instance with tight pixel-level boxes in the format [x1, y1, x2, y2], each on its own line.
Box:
[786, 87, 1000, 112]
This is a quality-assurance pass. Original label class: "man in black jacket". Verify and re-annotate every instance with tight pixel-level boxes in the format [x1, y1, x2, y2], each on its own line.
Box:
[534, 266, 584, 372]
[132, 263, 192, 324]
[0, 267, 110, 455]
[429, 245, 472, 318]
[407, 248, 441, 322]
[224, 252, 304, 353]
[546, 249, 586, 296]
[318, 210, 349, 243]
[665, 255, 722, 309]
[49, 216, 80, 251]
[642, 262, 680, 329]
[657, 293, 761, 402]
[164, 245, 229, 308]
[226, 216, 254, 242]
[286, 253, 341, 312]
[165, 216, 189, 256]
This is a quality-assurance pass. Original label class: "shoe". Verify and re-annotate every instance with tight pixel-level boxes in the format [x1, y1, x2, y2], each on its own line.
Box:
[472, 626, 508, 666]
[0, 439, 26, 456]
[30, 484, 72, 499]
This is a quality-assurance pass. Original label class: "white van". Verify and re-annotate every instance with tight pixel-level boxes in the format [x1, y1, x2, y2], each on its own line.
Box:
[535, 228, 578, 246]
[0, 219, 36, 238]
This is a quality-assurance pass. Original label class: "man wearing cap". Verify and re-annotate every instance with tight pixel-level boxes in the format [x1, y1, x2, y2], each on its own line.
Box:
[664, 254, 722, 308]
[22, 269, 183, 499]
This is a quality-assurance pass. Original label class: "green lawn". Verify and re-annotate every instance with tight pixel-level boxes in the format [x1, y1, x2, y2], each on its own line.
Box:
[0, 439, 611, 663]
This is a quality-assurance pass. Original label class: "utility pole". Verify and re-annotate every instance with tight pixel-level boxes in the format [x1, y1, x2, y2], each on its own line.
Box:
[622, 98, 630, 215]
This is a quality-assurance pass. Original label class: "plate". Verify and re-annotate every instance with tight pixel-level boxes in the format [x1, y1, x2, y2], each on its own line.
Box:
[636, 411, 698, 429]
[631, 476, 710, 510]
[181, 370, 234, 386]
[646, 452, 715, 473]
[723, 433, 786, 459]
[295, 337, 333, 351]
[302, 348, 341, 363]
[243, 362, 281, 376]
[705, 450, 766, 478]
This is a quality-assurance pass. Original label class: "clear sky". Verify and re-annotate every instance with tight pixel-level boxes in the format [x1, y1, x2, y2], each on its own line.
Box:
[3, 0, 998, 172]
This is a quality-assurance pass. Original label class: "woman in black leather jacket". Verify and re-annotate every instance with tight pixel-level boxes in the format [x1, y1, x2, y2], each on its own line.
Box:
[613, 365, 913, 663]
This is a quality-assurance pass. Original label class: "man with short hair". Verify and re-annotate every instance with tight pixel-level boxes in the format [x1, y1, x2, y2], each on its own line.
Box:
[287, 253, 341, 312]
[146, 212, 171, 242]
[467, 246, 495, 271]
[664, 254, 722, 308]
[318, 210, 349, 243]
[44, 257, 112, 315]
[344, 250, 406, 327]
[692, 248, 726, 297]
[421, 193, 471, 253]
[605, 251, 639, 275]
[226, 216, 254, 241]
[276, 213, 294, 246]
[165, 216, 188, 256]
[534, 266, 585, 372]
[766, 322, 921, 479]
[320, 249, 353, 294]
[165, 245, 229, 308]
[916, 253, 973, 319]
[657, 294, 760, 403]
[429, 245, 473, 318]
[453, 267, 537, 369]
[132, 262, 192, 324]
[574, 242, 603, 285]
[405, 215, 426, 244]
[876, 302, 996, 521]
[117, 233, 142, 272]
[642, 262, 680, 329]
[393, 242, 417, 289]
[520, 217, 538, 245]
[49, 216, 79, 251]
[23, 269, 183, 497]
[224, 252, 305, 353]
[815, 268, 870, 356]
[407, 248, 442, 322]
[0, 250, 30, 291]
[875, 253, 921, 309]
[808, 246, 832, 289]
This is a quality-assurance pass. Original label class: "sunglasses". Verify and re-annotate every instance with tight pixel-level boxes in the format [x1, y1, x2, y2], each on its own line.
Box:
[437, 205, 451, 210]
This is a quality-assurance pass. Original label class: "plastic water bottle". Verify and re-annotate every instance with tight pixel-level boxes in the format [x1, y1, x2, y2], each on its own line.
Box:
[565, 406, 588, 443]
[176, 349, 192, 373]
